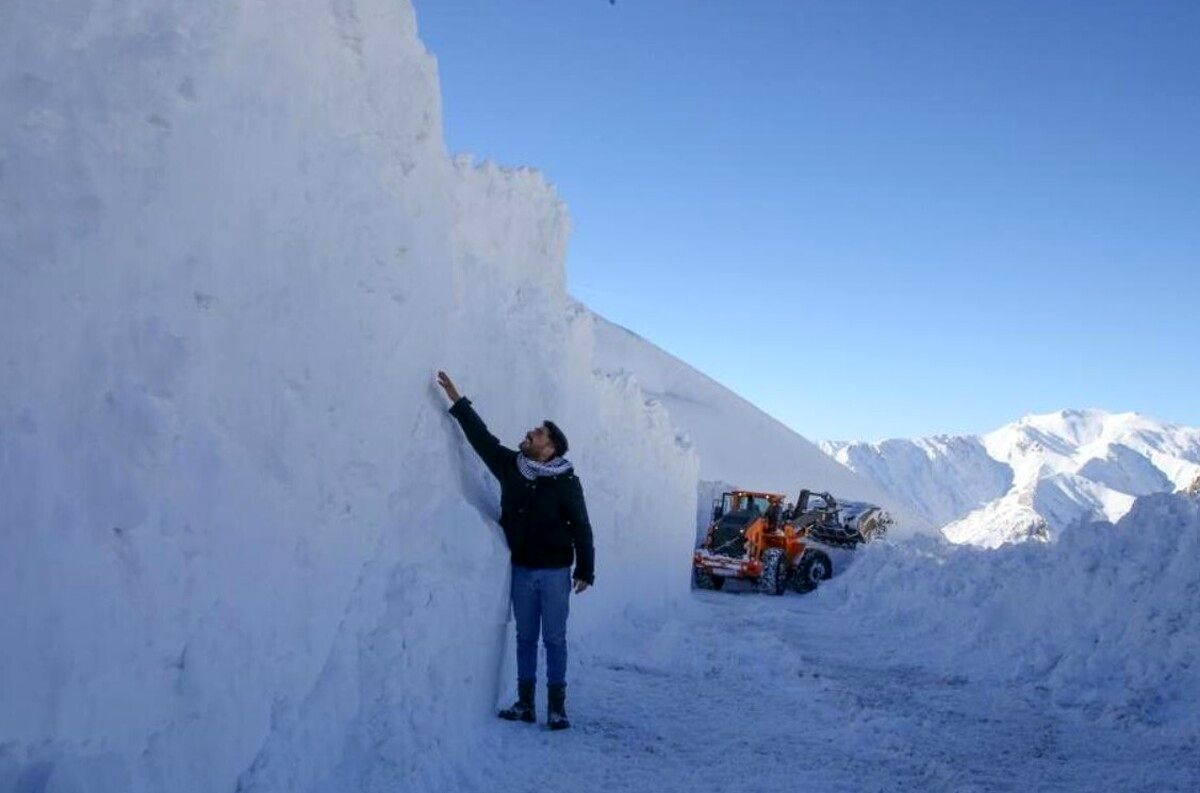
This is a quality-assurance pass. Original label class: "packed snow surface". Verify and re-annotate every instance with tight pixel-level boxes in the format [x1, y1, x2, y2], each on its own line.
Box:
[472, 500, 1200, 792]
[824, 408, 1200, 547]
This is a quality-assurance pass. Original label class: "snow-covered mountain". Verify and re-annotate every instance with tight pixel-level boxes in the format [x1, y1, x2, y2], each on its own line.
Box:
[823, 409, 1200, 548]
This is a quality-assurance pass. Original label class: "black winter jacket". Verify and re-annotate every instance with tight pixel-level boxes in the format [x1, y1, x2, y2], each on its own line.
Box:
[448, 397, 595, 585]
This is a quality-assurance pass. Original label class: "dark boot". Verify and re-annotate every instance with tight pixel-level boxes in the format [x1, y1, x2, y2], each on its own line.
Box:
[547, 683, 570, 731]
[498, 679, 535, 723]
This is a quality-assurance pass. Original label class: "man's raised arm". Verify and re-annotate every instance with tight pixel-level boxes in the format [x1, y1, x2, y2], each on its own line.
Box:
[438, 371, 514, 480]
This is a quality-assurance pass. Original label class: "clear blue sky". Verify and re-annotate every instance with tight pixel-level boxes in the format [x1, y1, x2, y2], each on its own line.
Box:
[413, 0, 1200, 442]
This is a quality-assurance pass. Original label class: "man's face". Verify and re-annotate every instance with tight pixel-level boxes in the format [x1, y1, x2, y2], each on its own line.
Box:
[519, 424, 556, 461]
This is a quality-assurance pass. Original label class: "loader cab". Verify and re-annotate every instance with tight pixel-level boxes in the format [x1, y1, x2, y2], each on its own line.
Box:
[740, 494, 767, 515]
[704, 491, 780, 557]
[711, 491, 736, 522]
[704, 494, 758, 558]
[711, 492, 767, 521]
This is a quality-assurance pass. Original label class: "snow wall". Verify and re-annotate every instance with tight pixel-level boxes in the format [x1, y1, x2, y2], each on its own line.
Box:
[0, 2, 697, 790]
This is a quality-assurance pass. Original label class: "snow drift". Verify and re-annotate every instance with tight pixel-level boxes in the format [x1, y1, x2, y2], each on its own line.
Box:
[1, 2, 698, 791]
[820, 491, 1200, 730]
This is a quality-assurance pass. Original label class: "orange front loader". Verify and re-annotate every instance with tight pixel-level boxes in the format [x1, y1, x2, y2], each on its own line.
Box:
[692, 490, 834, 595]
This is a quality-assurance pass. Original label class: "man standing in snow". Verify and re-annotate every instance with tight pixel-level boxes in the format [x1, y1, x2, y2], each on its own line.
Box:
[437, 370, 594, 731]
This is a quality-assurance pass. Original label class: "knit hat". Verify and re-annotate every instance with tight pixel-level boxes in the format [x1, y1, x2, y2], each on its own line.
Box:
[543, 420, 569, 457]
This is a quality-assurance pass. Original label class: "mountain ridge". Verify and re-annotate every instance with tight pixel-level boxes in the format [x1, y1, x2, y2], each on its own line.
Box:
[823, 408, 1200, 548]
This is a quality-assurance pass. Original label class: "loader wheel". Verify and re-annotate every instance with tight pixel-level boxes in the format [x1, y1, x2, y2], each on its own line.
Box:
[693, 568, 718, 590]
[791, 550, 832, 594]
[759, 548, 787, 596]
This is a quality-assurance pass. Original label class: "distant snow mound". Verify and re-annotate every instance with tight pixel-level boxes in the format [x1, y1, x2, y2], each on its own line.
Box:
[821, 492, 1200, 728]
[825, 409, 1200, 547]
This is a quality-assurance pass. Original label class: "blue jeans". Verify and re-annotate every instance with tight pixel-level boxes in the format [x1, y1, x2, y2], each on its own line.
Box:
[511, 564, 571, 686]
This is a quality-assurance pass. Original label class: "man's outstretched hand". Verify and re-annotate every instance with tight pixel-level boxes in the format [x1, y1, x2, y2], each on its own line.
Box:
[437, 370, 462, 404]
[573, 579, 590, 594]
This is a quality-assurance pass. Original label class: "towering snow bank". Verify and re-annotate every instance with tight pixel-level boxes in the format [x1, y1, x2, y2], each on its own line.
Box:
[821, 491, 1200, 729]
[825, 409, 1200, 547]
[589, 315, 927, 534]
[0, 2, 696, 791]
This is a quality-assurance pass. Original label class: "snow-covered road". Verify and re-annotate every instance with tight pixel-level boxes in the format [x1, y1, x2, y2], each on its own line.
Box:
[476, 589, 1199, 793]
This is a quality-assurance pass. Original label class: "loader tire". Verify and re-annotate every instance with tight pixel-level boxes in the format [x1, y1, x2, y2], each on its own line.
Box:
[693, 568, 718, 590]
[791, 549, 832, 594]
[759, 548, 787, 596]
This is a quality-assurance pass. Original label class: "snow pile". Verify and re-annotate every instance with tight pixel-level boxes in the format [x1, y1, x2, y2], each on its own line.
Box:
[820, 491, 1200, 728]
[825, 408, 1200, 547]
[590, 315, 926, 534]
[0, 2, 698, 791]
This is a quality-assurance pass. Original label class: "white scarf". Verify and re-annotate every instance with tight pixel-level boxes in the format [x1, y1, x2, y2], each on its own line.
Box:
[516, 453, 573, 480]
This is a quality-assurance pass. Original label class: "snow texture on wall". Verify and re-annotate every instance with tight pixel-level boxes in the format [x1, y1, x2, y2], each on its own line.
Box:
[0, 2, 697, 791]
